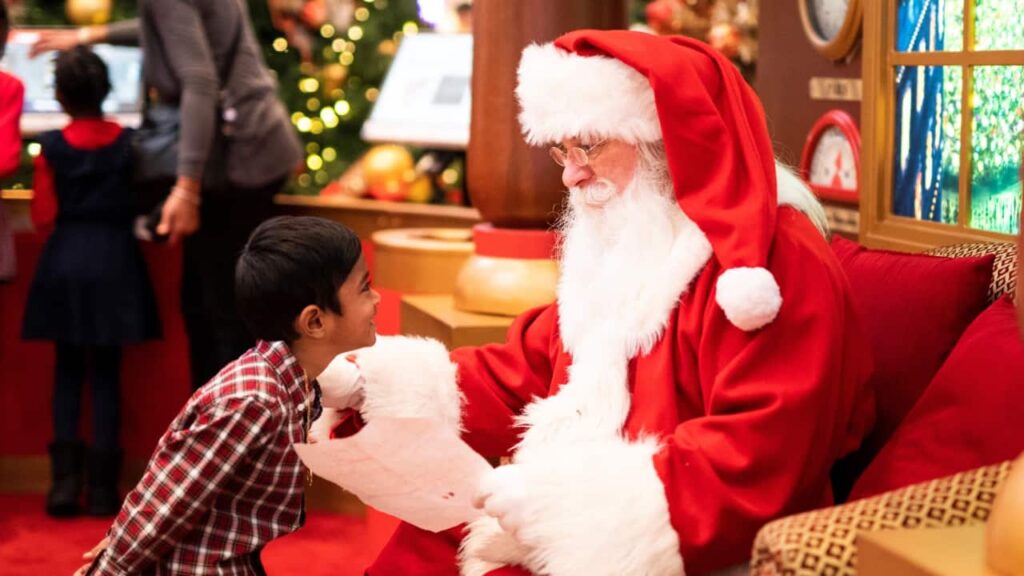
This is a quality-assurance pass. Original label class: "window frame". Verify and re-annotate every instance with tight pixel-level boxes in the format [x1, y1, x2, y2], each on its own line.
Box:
[860, 0, 1024, 251]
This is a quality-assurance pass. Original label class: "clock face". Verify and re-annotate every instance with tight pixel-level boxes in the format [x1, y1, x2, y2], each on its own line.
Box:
[808, 0, 851, 42]
[809, 127, 857, 191]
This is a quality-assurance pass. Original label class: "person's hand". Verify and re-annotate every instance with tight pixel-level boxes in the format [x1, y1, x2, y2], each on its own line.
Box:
[30, 29, 84, 58]
[473, 465, 530, 540]
[308, 407, 343, 443]
[157, 182, 201, 245]
[72, 536, 109, 576]
[318, 354, 365, 410]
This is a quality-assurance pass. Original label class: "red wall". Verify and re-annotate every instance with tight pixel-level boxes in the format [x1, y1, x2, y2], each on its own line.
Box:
[0, 230, 192, 458]
[0, 231, 399, 460]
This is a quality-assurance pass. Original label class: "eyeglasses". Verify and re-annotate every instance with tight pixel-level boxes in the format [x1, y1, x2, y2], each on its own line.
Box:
[549, 140, 607, 168]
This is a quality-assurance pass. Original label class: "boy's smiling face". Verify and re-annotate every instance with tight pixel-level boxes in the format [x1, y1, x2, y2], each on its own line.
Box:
[328, 255, 379, 352]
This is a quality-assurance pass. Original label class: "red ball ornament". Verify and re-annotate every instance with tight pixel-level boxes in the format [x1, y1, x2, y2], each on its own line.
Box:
[707, 22, 741, 59]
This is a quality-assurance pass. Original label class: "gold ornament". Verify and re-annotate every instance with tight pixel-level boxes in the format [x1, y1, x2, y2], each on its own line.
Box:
[406, 175, 433, 203]
[362, 145, 414, 202]
[322, 63, 348, 97]
[66, 0, 112, 25]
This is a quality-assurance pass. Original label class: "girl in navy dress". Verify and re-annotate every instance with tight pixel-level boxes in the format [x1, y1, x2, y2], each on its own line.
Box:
[22, 46, 160, 518]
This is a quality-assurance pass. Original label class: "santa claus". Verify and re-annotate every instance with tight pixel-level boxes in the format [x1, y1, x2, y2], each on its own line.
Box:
[319, 29, 875, 576]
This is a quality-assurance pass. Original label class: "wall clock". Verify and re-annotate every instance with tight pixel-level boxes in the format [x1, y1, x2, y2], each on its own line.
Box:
[799, 110, 861, 204]
[798, 0, 862, 60]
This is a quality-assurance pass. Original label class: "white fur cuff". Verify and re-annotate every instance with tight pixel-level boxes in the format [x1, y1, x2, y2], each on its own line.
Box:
[511, 439, 685, 576]
[352, 336, 463, 433]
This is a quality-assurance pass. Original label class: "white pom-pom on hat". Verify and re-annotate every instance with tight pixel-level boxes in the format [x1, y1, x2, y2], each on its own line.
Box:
[715, 267, 782, 331]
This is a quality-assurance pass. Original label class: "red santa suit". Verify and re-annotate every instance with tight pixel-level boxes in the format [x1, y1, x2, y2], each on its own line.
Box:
[341, 30, 875, 576]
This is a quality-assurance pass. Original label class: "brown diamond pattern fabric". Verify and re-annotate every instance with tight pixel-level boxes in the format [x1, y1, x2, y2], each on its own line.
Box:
[925, 241, 1017, 304]
[750, 460, 1012, 576]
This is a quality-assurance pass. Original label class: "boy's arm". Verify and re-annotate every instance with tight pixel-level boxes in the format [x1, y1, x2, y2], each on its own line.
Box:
[87, 395, 281, 575]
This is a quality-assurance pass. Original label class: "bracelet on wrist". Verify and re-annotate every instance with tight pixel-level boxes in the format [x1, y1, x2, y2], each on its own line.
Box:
[77, 27, 92, 45]
[170, 187, 201, 206]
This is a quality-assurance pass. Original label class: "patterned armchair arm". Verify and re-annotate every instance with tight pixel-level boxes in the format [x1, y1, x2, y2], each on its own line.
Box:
[750, 461, 1012, 576]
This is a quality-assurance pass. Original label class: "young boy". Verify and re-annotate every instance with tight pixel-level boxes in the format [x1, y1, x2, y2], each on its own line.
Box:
[79, 216, 380, 575]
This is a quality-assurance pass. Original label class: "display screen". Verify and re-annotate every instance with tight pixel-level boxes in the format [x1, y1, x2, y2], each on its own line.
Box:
[1, 29, 143, 116]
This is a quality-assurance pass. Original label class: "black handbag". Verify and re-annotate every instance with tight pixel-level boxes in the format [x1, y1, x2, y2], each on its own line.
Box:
[132, 11, 243, 230]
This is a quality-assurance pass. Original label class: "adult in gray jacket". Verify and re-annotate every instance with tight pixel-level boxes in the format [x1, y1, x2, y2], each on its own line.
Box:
[33, 0, 304, 389]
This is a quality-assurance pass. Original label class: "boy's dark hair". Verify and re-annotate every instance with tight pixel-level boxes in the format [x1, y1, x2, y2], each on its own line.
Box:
[54, 45, 111, 117]
[236, 216, 363, 342]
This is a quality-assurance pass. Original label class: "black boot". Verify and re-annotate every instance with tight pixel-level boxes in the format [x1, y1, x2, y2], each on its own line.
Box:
[46, 441, 84, 517]
[86, 448, 123, 517]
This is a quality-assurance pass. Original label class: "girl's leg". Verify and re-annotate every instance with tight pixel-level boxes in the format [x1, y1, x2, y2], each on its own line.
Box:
[53, 341, 86, 442]
[86, 345, 123, 516]
[90, 345, 121, 451]
[47, 341, 86, 517]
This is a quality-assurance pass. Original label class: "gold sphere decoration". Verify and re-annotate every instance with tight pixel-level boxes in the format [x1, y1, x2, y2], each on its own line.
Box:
[406, 175, 433, 203]
[66, 0, 112, 25]
[362, 144, 414, 202]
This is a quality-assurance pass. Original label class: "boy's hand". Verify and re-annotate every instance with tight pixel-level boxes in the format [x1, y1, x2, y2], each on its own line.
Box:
[72, 537, 109, 576]
[308, 407, 343, 443]
[318, 354, 365, 410]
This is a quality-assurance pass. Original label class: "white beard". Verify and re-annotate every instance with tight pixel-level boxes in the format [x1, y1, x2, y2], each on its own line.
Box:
[555, 167, 711, 359]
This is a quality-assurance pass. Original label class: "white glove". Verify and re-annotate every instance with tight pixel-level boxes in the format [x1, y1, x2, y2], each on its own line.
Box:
[318, 354, 365, 410]
[473, 464, 530, 540]
[308, 407, 344, 443]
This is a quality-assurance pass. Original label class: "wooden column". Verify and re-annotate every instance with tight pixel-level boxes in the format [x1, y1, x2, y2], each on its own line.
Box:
[467, 0, 628, 229]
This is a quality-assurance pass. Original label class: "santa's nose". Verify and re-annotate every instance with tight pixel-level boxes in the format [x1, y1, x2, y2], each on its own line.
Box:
[562, 162, 593, 189]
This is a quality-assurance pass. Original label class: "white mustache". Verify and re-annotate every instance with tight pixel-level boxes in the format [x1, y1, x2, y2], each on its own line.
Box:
[571, 178, 617, 208]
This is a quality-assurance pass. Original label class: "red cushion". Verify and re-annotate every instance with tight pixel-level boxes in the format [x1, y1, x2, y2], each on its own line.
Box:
[850, 295, 1024, 498]
[829, 236, 994, 494]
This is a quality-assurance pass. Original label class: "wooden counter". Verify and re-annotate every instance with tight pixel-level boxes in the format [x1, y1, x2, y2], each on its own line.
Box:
[273, 194, 481, 238]
[2, 190, 483, 239]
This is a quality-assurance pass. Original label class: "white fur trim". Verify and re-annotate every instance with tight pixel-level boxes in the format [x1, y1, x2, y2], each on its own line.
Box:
[460, 440, 685, 576]
[715, 267, 782, 331]
[516, 43, 661, 145]
[775, 162, 829, 237]
[351, 336, 463, 433]
[459, 517, 533, 576]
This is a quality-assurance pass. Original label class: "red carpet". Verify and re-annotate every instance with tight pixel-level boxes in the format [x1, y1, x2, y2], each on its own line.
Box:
[0, 494, 372, 575]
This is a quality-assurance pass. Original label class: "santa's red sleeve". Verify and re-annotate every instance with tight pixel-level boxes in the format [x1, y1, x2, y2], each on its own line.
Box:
[349, 304, 558, 457]
[654, 215, 873, 573]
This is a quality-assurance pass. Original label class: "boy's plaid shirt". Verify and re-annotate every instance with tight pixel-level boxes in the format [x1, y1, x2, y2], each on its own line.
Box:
[88, 341, 312, 575]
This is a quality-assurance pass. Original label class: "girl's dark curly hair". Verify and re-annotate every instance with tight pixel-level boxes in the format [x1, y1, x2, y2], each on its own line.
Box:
[55, 45, 111, 117]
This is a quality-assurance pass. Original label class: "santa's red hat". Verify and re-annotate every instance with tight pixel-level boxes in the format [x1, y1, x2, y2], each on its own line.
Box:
[516, 29, 781, 331]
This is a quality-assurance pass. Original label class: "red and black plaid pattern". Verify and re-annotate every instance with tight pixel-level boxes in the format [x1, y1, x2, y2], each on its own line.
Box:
[89, 341, 310, 575]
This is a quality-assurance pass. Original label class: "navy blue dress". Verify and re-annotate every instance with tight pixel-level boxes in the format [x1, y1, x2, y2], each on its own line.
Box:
[22, 129, 161, 345]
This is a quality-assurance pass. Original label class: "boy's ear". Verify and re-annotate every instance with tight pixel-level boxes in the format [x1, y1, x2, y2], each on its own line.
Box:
[294, 305, 327, 339]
